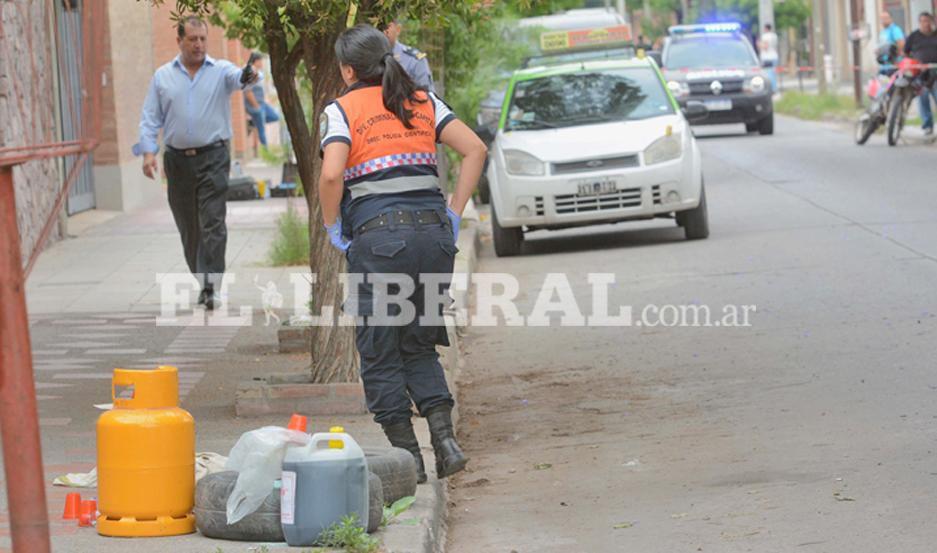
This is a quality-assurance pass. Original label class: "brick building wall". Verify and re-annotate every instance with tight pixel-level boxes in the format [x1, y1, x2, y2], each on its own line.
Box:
[0, 0, 63, 264]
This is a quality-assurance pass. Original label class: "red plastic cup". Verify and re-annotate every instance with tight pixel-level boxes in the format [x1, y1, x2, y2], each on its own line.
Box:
[78, 499, 96, 527]
[62, 492, 81, 519]
[287, 413, 308, 432]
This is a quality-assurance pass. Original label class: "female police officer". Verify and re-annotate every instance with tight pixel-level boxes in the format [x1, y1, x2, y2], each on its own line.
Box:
[318, 24, 486, 482]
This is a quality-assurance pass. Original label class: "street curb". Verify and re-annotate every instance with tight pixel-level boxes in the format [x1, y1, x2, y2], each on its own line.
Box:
[381, 220, 478, 553]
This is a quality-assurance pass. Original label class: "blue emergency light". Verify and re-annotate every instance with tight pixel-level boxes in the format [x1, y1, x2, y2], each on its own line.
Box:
[668, 22, 741, 35]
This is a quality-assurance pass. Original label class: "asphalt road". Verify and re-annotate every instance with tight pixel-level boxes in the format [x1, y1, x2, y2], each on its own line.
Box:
[447, 116, 937, 552]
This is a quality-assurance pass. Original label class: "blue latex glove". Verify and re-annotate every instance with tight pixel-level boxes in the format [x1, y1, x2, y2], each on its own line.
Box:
[446, 206, 461, 243]
[325, 220, 351, 252]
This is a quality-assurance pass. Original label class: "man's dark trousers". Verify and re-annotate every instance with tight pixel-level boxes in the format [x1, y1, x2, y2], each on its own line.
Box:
[163, 144, 229, 289]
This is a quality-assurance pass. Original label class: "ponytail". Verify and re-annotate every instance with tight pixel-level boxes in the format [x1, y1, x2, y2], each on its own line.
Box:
[335, 24, 428, 129]
[380, 53, 427, 129]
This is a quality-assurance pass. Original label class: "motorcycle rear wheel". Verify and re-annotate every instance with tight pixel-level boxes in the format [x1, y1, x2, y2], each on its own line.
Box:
[887, 95, 905, 146]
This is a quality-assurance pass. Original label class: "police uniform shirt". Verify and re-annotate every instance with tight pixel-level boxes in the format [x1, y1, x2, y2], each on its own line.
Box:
[394, 41, 435, 92]
[320, 83, 456, 234]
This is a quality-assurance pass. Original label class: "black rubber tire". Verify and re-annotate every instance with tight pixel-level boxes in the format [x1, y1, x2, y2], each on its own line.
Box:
[477, 173, 491, 204]
[195, 471, 283, 542]
[680, 184, 710, 240]
[491, 203, 522, 257]
[194, 470, 385, 540]
[855, 113, 877, 145]
[887, 95, 904, 146]
[367, 472, 383, 534]
[758, 113, 774, 135]
[363, 447, 417, 505]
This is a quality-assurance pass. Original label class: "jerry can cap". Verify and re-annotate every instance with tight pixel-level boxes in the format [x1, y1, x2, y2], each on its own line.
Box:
[329, 426, 345, 449]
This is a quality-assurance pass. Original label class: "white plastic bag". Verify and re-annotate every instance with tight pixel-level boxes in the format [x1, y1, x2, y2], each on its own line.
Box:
[225, 426, 310, 525]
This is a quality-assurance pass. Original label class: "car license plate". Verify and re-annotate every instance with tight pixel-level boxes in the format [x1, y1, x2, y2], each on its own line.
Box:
[576, 178, 618, 196]
[704, 99, 732, 111]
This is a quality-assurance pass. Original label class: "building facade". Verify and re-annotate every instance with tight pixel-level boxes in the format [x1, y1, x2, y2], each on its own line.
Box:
[0, 0, 268, 262]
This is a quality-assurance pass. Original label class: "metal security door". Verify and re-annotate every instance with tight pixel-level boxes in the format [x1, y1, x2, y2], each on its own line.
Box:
[55, 0, 95, 215]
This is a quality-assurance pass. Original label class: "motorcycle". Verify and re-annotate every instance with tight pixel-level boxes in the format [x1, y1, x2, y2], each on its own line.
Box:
[855, 45, 900, 145]
[884, 57, 928, 146]
[855, 73, 899, 145]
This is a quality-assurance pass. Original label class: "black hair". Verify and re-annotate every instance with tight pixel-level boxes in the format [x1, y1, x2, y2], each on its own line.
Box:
[921, 11, 935, 20]
[177, 15, 207, 38]
[248, 51, 263, 65]
[765, 23, 773, 30]
[335, 24, 426, 129]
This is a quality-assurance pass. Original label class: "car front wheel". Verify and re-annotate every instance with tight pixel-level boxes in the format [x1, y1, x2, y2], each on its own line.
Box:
[676, 185, 709, 240]
[491, 203, 523, 257]
[758, 113, 774, 135]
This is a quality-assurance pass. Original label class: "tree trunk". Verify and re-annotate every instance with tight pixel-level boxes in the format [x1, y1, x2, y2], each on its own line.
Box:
[300, 32, 358, 384]
[266, 20, 357, 384]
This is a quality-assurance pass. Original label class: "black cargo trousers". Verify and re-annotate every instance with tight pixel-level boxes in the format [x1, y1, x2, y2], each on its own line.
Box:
[346, 211, 458, 425]
[163, 144, 229, 289]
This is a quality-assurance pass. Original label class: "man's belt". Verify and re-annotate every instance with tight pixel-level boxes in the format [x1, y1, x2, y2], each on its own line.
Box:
[357, 209, 444, 235]
[167, 140, 228, 157]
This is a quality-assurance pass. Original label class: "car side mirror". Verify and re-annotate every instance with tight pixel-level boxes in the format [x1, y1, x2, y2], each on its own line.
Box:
[648, 51, 663, 66]
[682, 101, 709, 122]
[474, 125, 495, 145]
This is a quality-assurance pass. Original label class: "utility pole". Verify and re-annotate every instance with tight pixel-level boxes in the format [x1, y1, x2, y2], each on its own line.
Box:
[849, 0, 863, 105]
[617, 0, 627, 21]
[758, 0, 775, 36]
[812, 0, 828, 94]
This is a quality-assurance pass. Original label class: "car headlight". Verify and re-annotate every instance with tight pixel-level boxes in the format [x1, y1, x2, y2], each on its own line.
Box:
[745, 75, 766, 93]
[667, 80, 689, 98]
[644, 133, 683, 165]
[503, 149, 546, 176]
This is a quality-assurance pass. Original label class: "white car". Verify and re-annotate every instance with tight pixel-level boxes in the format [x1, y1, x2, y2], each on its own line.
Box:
[485, 58, 710, 256]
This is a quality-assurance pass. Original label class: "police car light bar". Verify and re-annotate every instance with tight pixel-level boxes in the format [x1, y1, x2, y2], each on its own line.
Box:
[668, 22, 741, 35]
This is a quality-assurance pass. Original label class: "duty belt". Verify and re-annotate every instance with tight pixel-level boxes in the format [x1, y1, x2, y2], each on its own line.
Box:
[357, 209, 445, 235]
[167, 140, 228, 157]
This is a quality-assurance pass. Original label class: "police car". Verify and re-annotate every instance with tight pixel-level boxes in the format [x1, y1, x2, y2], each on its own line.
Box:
[485, 57, 709, 257]
[660, 23, 773, 135]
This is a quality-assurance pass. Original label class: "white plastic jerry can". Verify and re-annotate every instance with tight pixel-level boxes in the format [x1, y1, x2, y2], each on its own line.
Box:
[280, 426, 369, 546]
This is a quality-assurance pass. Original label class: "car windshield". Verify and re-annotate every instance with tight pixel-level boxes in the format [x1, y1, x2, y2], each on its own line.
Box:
[505, 67, 674, 131]
[524, 47, 637, 68]
[664, 36, 756, 69]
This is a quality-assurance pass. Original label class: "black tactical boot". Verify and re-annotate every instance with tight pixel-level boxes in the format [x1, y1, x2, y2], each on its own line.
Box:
[425, 404, 468, 478]
[381, 419, 427, 484]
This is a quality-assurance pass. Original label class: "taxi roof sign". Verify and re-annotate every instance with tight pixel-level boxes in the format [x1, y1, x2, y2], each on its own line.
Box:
[540, 24, 633, 52]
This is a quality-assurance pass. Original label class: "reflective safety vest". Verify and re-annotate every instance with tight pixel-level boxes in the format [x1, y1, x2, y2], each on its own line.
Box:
[321, 84, 453, 200]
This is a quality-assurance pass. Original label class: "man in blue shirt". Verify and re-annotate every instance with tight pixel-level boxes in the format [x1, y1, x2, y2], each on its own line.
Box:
[133, 16, 256, 309]
[880, 11, 906, 55]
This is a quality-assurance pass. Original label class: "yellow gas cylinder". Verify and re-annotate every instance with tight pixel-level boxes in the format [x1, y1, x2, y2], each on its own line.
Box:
[96, 365, 195, 537]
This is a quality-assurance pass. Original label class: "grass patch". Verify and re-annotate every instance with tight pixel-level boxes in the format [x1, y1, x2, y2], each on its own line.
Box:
[318, 514, 380, 553]
[775, 92, 861, 121]
[268, 203, 310, 266]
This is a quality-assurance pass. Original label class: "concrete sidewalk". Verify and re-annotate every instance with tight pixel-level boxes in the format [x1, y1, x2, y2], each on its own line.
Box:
[1, 183, 465, 552]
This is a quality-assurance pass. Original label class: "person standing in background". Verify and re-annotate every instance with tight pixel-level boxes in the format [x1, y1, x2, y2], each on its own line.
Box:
[879, 11, 906, 55]
[759, 23, 780, 94]
[134, 16, 257, 310]
[904, 12, 937, 135]
[243, 52, 281, 148]
[379, 17, 435, 91]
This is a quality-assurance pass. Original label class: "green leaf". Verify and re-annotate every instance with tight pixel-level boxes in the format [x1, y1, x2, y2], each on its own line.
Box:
[389, 495, 417, 518]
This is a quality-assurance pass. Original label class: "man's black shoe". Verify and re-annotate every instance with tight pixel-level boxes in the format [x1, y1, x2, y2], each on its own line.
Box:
[198, 286, 214, 309]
